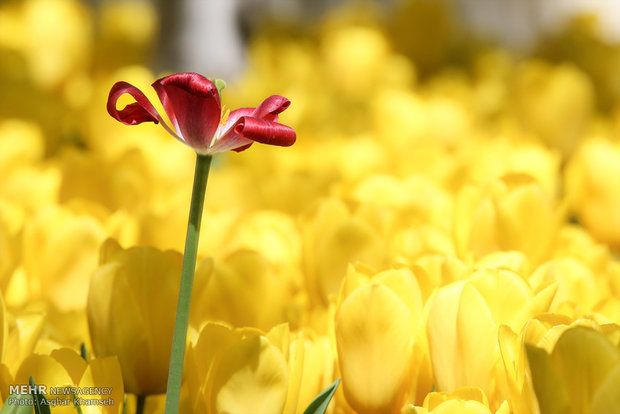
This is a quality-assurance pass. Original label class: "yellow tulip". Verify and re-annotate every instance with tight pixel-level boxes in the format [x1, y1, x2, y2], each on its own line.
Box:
[303, 198, 386, 306]
[530, 257, 606, 313]
[499, 315, 617, 414]
[526, 325, 620, 413]
[13, 348, 123, 414]
[283, 330, 335, 414]
[87, 239, 181, 395]
[183, 323, 290, 414]
[191, 250, 292, 332]
[225, 210, 302, 270]
[402, 387, 511, 414]
[565, 137, 620, 248]
[461, 140, 560, 198]
[335, 267, 425, 413]
[454, 174, 563, 266]
[512, 61, 593, 157]
[427, 268, 556, 409]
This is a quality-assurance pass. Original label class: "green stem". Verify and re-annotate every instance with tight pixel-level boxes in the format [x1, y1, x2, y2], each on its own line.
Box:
[164, 153, 213, 414]
[136, 395, 146, 414]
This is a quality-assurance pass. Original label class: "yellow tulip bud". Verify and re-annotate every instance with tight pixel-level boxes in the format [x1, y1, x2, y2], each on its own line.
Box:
[87, 239, 181, 395]
[336, 268, 425, 413]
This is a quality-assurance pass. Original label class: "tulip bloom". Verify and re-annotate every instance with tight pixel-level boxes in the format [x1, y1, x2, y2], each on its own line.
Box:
[87, 239, 182, 396]
[526, 325, 620, 413]
[335, 267, 426, 413]
[106, 72, 296, 154]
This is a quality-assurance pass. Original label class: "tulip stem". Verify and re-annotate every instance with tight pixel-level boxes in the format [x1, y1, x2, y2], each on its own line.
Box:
[164, 153, 213, 414]
[136, 395, 146, 414]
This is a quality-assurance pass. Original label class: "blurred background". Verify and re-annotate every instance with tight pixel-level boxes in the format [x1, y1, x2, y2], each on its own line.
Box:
[4, 0, 620, 155]
[3, 0, 620, 309]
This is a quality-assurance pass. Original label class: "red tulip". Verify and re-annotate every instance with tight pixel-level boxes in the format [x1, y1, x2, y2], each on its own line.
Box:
[107, 72, 296, 154]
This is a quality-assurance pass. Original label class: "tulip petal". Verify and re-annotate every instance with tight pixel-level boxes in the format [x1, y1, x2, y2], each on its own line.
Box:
[107, 81, 161, 125]
[525, 344, 570, 414]
[210, 117, 296, 153]
[79, 356, 125, 414]
[427, 282, 464, 392]
[234, 117, 296, 146]
[221, 96, 290, 132]
[211, 335, 288, 414]
[152, 73, 221, 151]
[222, 108, 255, 131]
[252, 95, 291, 120]
[590, 364, 620, 413]
[550, 327, 620, 412]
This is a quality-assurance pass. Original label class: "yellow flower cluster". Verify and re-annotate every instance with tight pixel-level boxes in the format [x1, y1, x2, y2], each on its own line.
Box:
[2, 1, 620, 413]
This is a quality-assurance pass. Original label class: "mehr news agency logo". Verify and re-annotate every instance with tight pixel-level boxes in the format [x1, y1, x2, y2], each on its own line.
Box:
[5, 381, 114, 408]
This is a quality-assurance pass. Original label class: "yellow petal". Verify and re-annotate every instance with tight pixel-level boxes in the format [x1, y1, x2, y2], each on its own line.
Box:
[551, 326, 620, 412]
[468, 269, 530, 330]
[50, 348, 88, 384]
[211, 335, 288, 414]
[79, 356, 124, 414]
[87, 244, 182, 395]
[432, 399, 492, 414]
[14, 354, 76, 411]
[456, 283, 497, 395]
[184, 323, 238, 414]
[525, 344, 570, 414]
[427, 281, 464, 392]
[590, 363, 620, 413]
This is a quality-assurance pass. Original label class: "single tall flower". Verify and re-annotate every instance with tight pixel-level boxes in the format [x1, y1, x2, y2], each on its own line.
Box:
[106, 72, 296, 414]
[106, 72, 296, 154]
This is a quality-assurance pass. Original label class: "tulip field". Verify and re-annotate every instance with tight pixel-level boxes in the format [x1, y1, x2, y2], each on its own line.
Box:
[2, 1, 620, 413]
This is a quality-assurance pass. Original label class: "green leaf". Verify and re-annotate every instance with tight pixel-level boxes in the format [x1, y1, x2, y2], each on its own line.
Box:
[303, 378, 341, 414]
[0, 392, 35, 414]
[80, 343, 87, 361]
[29, 377, 50, 414]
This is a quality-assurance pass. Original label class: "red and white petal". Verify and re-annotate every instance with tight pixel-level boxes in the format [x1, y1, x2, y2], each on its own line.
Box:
[209, 116, 296, 154]
[207, 129, 253, 154]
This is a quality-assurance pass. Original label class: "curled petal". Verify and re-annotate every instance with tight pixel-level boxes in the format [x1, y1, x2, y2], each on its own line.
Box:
[222, 96, 290, 132]
[152, 73, 221, 151]
[209, 118, 295, 154]
[234, 117, 296, 146]
[107, 81, 161, 125]
[252, 95, 291, 121]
